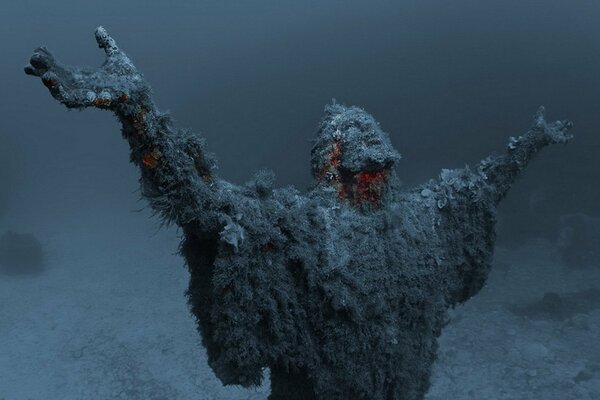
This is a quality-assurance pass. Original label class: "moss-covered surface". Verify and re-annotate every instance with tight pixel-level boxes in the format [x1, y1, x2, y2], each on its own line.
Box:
[23, 28, 573, 399]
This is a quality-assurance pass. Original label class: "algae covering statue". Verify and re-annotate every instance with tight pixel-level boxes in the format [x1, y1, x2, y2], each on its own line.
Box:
[24, 28, 573, 400]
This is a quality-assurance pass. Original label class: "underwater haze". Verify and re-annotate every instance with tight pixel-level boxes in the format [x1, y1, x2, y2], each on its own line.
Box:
[1, 1, 599, 399]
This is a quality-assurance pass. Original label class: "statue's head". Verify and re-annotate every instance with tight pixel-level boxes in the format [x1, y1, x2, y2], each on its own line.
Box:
[311, 103, 401, 208]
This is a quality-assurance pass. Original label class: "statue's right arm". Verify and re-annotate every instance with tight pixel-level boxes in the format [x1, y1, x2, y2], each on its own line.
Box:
[25, 27, 245, 234]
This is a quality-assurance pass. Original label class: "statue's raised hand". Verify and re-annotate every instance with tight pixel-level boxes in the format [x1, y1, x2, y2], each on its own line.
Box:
[24, 27, 147, 111]
[25, 27, 225, 227]
[527, 106, 573, 145]
[478, 106, 574, 204]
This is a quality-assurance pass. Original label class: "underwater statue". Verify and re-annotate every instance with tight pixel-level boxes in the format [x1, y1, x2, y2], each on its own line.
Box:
[25, 28, 573, 400]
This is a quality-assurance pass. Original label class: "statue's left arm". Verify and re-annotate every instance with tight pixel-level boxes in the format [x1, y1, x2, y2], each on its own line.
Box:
[431, 107, 572, 305]
[478, 107, 573, 204]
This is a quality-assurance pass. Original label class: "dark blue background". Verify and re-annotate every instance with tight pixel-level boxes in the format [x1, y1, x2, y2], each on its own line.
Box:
[2, 0, 598, 237]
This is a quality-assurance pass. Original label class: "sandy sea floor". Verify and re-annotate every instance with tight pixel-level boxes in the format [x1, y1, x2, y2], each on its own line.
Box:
[1, 209, 599, 399]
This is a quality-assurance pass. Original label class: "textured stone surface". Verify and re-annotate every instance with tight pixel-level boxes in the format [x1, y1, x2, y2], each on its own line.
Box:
[25, 27, 573, 400]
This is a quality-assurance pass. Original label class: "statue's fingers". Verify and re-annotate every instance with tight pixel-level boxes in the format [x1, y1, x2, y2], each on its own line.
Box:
[24, 47, 55, 76]
[40, 71, 62, 92]
[94, 26, 121, 57]
[559, 120, 574, 142]
[546, 119, 574, 144]
[24, 64, 39, 76]
[532, 106, 547, 130]
[31, 47, 54, 69]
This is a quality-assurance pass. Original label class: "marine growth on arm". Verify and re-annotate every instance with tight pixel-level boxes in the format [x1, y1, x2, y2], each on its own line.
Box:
[25, 27, 238, 233]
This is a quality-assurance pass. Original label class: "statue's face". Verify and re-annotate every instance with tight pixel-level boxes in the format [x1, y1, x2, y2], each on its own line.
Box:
[311, 104, 400, 207]
[314, 134, 392, 206]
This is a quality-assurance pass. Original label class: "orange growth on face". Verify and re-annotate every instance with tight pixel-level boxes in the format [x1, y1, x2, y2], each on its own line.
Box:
[354, 170, 389, 205]
[318, 138, 389, 208]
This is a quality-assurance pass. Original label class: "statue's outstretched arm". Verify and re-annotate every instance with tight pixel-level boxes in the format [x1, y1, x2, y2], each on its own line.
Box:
[478, 107, 573, 203]
[430, 107, 572, 305]
[25, 27, 238, 231]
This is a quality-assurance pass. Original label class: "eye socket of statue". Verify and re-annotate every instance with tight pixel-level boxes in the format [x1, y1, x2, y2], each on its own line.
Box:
[24, 27, 574, 400]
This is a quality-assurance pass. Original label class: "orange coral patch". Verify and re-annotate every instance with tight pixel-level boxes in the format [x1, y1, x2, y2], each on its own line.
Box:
[93, 98, 112, 108]
[142, 152, 159, 168]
